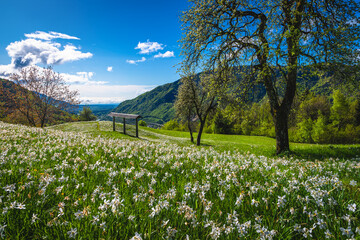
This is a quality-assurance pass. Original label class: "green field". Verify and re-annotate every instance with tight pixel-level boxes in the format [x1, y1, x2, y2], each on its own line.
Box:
[49, 121, 360, 161]
[0, 121, 359, 239]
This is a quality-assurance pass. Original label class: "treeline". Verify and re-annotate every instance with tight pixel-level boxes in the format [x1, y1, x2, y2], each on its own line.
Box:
[163, 89, 360, 144]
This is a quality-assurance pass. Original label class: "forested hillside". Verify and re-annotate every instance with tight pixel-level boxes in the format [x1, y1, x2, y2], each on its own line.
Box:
[0, 78, 76, 126]
[113, 80, 181, 124]
[113, 68, 329, 125]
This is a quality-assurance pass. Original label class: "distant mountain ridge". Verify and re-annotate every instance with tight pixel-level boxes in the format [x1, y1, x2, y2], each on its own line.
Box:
[112, 69, 332, 124]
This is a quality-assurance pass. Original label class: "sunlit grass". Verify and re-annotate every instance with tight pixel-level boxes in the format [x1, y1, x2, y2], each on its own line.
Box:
[1, 121, 359, 239]
[51, 121, 360, 160]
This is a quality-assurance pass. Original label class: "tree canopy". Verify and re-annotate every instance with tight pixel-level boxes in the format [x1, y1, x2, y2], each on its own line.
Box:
[180, 0, 360, 154]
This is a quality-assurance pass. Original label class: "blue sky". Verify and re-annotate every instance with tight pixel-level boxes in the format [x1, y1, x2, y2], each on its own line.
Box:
[0, 0, 190, 103]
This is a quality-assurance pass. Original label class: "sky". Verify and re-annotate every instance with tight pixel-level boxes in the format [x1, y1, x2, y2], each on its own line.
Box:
[0, 0, 190, 104]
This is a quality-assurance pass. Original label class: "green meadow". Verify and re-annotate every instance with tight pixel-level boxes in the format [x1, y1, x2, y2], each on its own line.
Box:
[49, 121, 360, 161]
[0, 121, 359, 239]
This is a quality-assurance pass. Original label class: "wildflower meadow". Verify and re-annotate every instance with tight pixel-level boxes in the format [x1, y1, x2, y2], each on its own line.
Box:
[0, 121, 359, 239]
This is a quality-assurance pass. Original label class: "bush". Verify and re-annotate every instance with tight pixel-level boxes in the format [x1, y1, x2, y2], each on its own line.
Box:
[139, 120, 147, 127]
[79, 107, 96, 121]
[162, 119, 181, 131]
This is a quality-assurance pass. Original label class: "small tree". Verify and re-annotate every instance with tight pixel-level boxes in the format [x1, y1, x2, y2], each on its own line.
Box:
[331, 90, 350, 130]
[11, 66, 79, 127]
[175, 78, 197, 143]
[79, 106, 97, 121]
[175, 73, 217, 146]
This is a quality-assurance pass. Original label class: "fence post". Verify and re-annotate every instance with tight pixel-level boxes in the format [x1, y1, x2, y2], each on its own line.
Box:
[113, 116, 115, 131]
[123, 118, 126, 134]
[136, 118, 139, 138]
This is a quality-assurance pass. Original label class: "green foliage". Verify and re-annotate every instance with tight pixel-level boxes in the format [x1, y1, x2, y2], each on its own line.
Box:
[79, 106, 97, 121]
[162, 119, 182, 131]
[299, 94, 331, 121]
[113, 81, 181, 124]
[138, 120, 147, 127]
[331, 90, 350, 129]
[212, 111, 233, 134]
[354, 97, 360, 126]
[311, 112, 329, 143]
[296, 118, 314, 143]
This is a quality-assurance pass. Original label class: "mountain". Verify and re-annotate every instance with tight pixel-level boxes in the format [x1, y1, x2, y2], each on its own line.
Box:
[74, 104, 118, 117]
[111, 68, 339, 125]
[113, 80, 181, 124]
[0, 78, 75, 126]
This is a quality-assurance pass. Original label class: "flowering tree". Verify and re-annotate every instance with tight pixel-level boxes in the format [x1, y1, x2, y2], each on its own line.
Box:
[180, 0, 360, 154]
[175, 74, 217, 145]
[11, 66, 79, 127]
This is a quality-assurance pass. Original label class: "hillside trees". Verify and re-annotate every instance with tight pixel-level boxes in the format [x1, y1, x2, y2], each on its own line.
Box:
[10, 66, 79, 127]
[79, 106, 97, 121]
[180, 0, 360, 154]
[175, 74, 217, 145]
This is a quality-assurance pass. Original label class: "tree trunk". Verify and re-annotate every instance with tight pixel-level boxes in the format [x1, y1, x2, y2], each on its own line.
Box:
[196, 120, 205, 146]
[273, 109, 290, 154]
[188, 119, 194, 143]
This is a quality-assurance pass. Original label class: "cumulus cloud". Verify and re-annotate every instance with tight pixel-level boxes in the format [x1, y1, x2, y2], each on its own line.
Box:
[61, 72, 106, 85]
[24, 31, 80, 41]
[6, 39, 92, 68]
[135, 40, 163, 54]
[69, 84, 155, 104]
[0, 31, 92, 77]
[107, 66, 113, 72]
[126, 57, 146, 65]
[0, 64, 16, 76]
[154, 51, 175, 58]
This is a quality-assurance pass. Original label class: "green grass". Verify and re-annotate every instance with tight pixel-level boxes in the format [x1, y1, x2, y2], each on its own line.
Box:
[1, 121, 360, 239]
[49, 121, 360, 160]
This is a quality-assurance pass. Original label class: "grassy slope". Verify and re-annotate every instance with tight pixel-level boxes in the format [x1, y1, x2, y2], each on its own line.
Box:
[113, 80, 181, 124]
[49, 121, 360, 160]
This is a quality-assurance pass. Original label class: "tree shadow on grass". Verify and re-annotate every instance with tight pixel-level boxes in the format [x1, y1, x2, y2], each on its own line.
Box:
[283, 145, 360, 161]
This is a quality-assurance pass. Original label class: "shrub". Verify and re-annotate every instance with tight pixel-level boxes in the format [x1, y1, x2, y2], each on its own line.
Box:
[79, 107, 96, 121]
[139, 120, 147, 127]
[162, 119, 180, 131]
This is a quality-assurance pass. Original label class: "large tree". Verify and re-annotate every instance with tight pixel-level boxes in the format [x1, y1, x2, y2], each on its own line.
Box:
[11, 66, 79, 127]
[180, 0, 360, 154]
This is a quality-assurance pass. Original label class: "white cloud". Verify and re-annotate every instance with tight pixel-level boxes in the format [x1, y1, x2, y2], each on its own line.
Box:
[154, 51, 175, 58]
[5, 39, 92, 67]
[135, 40, 164, 54]
[61, 72, 106, 85]
[0, 31, 92, 76]
[0, 64, 16, 76]
[69, 84, 155, 104]
[107, 66, 113, 72]
[126, 57, 146, 65]
[24, 31, 80, 41]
